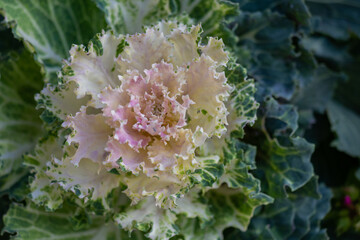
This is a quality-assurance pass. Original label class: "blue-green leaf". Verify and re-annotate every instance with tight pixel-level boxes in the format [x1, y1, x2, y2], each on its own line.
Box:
[327, 100, 360, 158]
[227, 182, 332, 240]
[306, 0, 360, 40]
[258, 136, 315, 198]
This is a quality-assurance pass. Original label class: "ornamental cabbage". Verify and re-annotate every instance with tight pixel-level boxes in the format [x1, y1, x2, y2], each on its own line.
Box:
[41, 21, 229, 205]
[30, 21, 269, 239]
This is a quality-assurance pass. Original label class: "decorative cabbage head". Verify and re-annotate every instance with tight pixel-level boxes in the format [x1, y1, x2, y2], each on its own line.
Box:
[33, 21, 257, 218]
[36, 21, 236, 208]
[30, 19, 270, 240]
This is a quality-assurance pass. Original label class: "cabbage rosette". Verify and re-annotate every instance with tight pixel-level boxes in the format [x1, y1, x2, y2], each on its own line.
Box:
[33, 21, 270, 239]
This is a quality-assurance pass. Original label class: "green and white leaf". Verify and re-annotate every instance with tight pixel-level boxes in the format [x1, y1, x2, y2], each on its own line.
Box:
[93, 0, 239, 46]
[0, 49, 43, 193]
[0, 0, 107, 83]
[47, 151, 122, 208]
[170, 0, 239, 39]
[24, 136, 65, 211]
[191, 156, 224, 188]
[200, 76, 258, 158]
[221, 140, 260, 190]
[227, 77, 259, 139]
[176, 185, 272, 240]
[3, 202, 146, 240]
[93, 0, 170, 35]
[176, 139, 272, 240]
[115, 197, 178, 240]
[173, 190, 212, 223]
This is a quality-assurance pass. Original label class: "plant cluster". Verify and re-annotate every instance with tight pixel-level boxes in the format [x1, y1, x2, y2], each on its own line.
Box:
[0, 0, 359, 239]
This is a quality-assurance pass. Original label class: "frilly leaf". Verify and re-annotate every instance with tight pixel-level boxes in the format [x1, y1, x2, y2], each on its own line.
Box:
[264, 97, 299, 136]
[221, 140, 260, 190]
[184, 55, 231, 143]
[62, 109, 112, 166]
[36, 82, 90, 120]
[229, 182, 332, 240]
[47, 154, 122, 207]
[176, 185, 272, 240]
[173, 190, 212, 223]
[64, 31, 124, 107]
[24, 136, 65, 211]
[259, 136, 314, 198]
[115, 197, 178, 240]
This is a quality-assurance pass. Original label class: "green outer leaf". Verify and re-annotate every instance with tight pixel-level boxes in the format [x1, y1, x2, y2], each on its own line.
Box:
[93, 0, 170, 35]
[229, 77, 259, 138]
[259, 136, 315, 198]
[222, 140, 261, 191]
[306, 0, 360, 40]
[24, 136, 65, 211]
[115, 197, 178, 240]
[228, 182, 332, 240]
[233, 8, 297, 100]
[327, 100, 360, 158]
[177, 140, 272, 240]
[265, 98, 298, 136]
[3, 202, 146, 240]
[170, 0, 239, 41]
[302, 184, 332, 240]
[209, 186, 273, 231]
[0, 17, 22, 59]
[176, 186, 272, 240]
[291, 65, 345, 113]
[255, 98, 315, 198]
[0, 48, 43, 193]
[0, 0, 107, 83]
[94, 0, 239, 46]
[191, 157, 224, 188]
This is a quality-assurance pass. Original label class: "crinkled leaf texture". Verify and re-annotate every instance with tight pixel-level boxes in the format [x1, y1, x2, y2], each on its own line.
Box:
[253, 98, 315, 198]
[22, 19, 269, 240]
[228, 181, 332, 240]
[24, 136, 65, 211]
